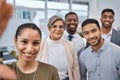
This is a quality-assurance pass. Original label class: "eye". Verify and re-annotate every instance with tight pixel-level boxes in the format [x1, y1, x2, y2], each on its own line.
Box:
[59, 25, 64, 29]
[21, 40, 28, 44]
[67, 19, 71, 22]
[33, 41, 40, 46]
[83, 31, 89, 35]
[109, 16, 113, 19]
[52, 25, 57, 28]
[103, 15, 107, 18]
[91, 28, 97, 33]
[73, 19, 78, 22]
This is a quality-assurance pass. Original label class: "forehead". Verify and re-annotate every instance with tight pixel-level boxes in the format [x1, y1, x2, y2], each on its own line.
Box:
[19, 28, 40, 38]
[66, 14, 78, 19]
[102, 12, 113, 16]
[53, 20, 64, 25]
[82, 23, 99, 32]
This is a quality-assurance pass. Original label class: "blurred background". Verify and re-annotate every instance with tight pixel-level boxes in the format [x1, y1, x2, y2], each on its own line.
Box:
[0, 0, 120, 64]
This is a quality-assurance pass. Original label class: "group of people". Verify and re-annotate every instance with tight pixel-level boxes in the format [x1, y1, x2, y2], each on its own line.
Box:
[0, 0, 120, 80]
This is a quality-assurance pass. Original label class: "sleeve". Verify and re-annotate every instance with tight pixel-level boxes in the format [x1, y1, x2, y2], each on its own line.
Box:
[116, 50, 120, 77]
[52, 67, 60, 80]
[71, 43, 81, 80]
[79, 54, 87, 80]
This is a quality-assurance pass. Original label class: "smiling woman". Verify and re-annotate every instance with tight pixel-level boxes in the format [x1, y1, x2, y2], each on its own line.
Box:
[10, 23, 60, 80]
[36, 15, 80, 80]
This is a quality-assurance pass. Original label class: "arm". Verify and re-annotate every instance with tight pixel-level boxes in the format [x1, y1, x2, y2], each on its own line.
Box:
[71, 45, 81, 80]
[0, 64, 17, 80]
[79, 54, 87, 80]
[0, 0, 13, 38]
[52, 67, 60, 80]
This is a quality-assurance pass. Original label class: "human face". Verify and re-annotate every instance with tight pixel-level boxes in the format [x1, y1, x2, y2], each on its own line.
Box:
[100, 12, 114, 28]
[82, 23, 102, 46]
[14, 28, 41, 62]
[65, 14, 78, 35]
[49, 20, 64, 40]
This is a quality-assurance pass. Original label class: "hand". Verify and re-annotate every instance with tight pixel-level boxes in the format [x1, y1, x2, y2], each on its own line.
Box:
[0, 64, 17, 80]
[0, 0, 13, 38]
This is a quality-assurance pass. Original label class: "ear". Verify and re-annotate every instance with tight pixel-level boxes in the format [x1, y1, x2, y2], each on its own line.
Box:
[100, 18, 102, 22]
[48, 27, 51, 30]
[113, 18, 115, 22]
[14, 37, 17, 47]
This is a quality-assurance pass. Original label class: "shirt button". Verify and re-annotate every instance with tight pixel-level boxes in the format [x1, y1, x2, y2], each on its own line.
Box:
[97, 55, 100, 57]
[97, 65, 100, 67]
[97, 74, 100, 76]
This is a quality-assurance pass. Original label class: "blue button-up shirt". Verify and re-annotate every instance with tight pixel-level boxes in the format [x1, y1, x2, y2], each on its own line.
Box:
[79, 40, 120, 80]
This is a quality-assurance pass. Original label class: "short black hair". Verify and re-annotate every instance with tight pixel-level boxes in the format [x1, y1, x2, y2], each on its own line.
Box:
[101, 8, 115, 15]
[81, 18, 100, 29]
[65, 12, 78, 19]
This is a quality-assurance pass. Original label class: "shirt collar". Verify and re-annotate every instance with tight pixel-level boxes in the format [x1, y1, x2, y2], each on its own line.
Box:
[89, 40, 107, 53]
[102, 28, 113, 36]
[64, 30, 77, 37]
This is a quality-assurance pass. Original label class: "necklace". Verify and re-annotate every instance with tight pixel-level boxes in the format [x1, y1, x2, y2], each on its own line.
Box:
[16, 65, 37, 80]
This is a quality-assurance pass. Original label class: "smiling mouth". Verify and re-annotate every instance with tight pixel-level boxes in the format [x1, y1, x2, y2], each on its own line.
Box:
[23, 52, 35, 56]
[104, 22, 110, 25]
[69, 25, 76, 28]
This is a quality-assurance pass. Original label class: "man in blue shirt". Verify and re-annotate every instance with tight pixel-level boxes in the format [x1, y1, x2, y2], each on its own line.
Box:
[79, 18, 120, 80]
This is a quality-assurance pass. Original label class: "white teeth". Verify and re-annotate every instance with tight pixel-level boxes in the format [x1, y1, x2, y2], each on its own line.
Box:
[105, 22, 109, 25]
[70, 25, 75, 28]
[26, 53, 33, 56]
[23, 52, 34, 56]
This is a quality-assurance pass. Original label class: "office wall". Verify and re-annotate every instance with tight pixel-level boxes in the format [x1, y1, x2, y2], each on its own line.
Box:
[0, 19, 31, 47]
[89, 0, 120, 30]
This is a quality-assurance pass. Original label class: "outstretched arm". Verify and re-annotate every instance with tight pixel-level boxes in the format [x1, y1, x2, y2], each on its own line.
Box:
[0, 0, 13, 38]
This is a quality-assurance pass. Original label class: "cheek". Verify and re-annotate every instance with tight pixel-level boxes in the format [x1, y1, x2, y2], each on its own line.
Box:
[17, 44, 25, 52]
[15, 42, 25, 52]
[35, 46, 40, 54]
[83, 35, 88, 39]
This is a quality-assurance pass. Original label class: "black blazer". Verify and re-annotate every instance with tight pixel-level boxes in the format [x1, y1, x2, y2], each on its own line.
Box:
[111, 28, 120, 46]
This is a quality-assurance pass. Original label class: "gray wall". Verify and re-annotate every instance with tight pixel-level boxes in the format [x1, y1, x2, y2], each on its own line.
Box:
[89, 0, 120, 30]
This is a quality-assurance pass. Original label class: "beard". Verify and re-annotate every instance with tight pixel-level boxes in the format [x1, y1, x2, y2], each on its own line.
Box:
[90, 36, 102, 47]
[102, 22, 112, 29]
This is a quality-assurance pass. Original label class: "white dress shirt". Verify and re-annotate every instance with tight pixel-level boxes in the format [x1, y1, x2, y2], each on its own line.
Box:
[63, 31, 85, 54]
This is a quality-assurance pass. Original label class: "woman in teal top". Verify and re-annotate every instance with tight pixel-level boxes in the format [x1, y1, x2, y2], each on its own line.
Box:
[10, 23, 60, 80]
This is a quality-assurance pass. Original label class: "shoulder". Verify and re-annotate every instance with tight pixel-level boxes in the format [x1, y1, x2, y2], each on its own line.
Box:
[106, 41, 119, 47]
[108, 41, 120, 51]
[112, 28, 120, 35]
[62, 38, 73, 45]
[74, 33, 83, 39]
[80, 47, 91, 58]
[38, 62, 58, 71]
[9, 62, 16, 70]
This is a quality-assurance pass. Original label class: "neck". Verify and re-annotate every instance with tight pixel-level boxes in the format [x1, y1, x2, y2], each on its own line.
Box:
[92, 38, 104, 52]
[101, 26, 112, 34]
[67, 31, 76, 35]
[17, 60, 38, 73]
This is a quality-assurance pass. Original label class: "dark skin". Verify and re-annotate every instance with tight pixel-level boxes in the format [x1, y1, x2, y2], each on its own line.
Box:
[65, 14, 78, 35]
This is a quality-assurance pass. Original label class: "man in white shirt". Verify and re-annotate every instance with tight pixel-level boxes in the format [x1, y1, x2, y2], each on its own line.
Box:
[100, 8, 120, 46]
[63, 12, 85, 55]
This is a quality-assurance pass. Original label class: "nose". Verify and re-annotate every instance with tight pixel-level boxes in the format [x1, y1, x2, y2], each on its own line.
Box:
[106, 17, 110, 20]
[88, 32, 94, 39]
[26, 44, 34, 53]
[71, 19, 75, 24]
[56, 26, 61, 31]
